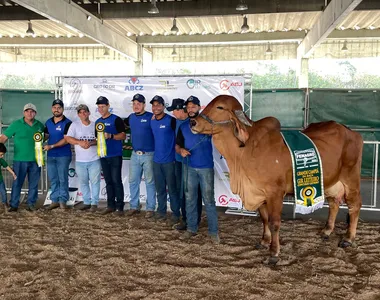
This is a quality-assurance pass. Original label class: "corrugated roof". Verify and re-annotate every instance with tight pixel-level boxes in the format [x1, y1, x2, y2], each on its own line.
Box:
[0, 11, 379, 39]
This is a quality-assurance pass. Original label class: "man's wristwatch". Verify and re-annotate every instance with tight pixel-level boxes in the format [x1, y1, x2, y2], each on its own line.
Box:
[111, 134, 114, 140]
[51, 145, 55, 149]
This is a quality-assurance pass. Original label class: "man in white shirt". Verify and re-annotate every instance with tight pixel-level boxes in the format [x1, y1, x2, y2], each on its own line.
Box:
[65, 104, 100, 212]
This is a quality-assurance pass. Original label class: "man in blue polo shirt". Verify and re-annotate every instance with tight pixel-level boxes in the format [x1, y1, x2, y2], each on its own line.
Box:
[150, 95, 180, 224]
[124, 93, 156, 219]
[95, 96, 126, 216]
[176, 96, 219, 243]
[44, 99, 72, 210]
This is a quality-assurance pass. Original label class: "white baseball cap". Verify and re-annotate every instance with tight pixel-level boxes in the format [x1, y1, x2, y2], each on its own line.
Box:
[23, 103, 37, 113]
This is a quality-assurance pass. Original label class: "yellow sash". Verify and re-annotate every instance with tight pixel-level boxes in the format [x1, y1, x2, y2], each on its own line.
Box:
[96, 123, 107, 157]
[34, 132, 44, 167]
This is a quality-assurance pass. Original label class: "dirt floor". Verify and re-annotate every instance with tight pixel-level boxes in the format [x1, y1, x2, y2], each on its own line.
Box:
[1, 206, 380, 300]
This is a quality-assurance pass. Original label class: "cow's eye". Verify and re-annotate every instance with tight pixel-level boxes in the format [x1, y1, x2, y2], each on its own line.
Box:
[216, 106, 224, 110]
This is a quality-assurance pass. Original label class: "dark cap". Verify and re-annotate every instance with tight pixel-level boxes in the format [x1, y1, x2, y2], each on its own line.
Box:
[149, 95, 165, 106]
[77, 104, 90, 112]
[184, 95, 201, 106]
[96, 96, 109, 105]
[132, 93, 146, 103]
[52, 99, 64, 107]
[167, 98, 185, 112]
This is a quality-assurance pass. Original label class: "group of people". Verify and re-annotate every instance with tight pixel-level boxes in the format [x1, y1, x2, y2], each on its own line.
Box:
[0, 94, 219, 243]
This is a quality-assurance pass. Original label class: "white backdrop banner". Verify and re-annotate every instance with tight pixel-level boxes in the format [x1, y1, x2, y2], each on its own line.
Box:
[58, 76, 245, 209]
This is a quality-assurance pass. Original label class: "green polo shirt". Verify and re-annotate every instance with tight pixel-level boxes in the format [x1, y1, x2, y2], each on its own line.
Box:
[0, 158, 8, 182]
[4, 118, 45, 162]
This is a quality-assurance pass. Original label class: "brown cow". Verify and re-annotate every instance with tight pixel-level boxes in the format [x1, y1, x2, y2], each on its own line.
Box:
[190, 95, 363, 264]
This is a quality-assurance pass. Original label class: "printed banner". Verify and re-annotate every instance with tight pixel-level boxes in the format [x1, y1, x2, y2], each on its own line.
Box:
[58, 76, 245, 209]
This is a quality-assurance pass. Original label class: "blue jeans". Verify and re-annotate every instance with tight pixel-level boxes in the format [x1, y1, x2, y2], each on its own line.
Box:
[0, 181, 7, 204]
[47, 156, 72, 203]
[129, 152, 156, 211]
[184, 166, 218, 235]
[76, 160, 101, 206]
[153, 161, 180, 218]
[10, 161, 41, 208]
[100, 156, 124, 211]
[175, 161, 203, 223]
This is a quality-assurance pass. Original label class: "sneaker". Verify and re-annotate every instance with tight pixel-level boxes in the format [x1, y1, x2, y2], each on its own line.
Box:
[126, 209, 140, 216]
[100, 208, 115, 215]
[179, 230, 197, 241]
[90, 205, 98, 213]
[173, 221, 187, 231]
[79, 204, 91, 211]
[59, 202, 67, 209]
[168, 216, 180, 226]
[26, 205, 37, 212]
[8, 206, 18, 212]
[46, 202, 60, 211]
[114, 210, 124, 216]
[1, 202, 8, 212]
[145, 211, 154, 219]
[210, 234, 220, 244]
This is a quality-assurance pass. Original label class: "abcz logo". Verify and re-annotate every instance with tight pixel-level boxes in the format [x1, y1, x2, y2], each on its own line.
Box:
[218, 194, 240, 206]
[219, 79, 243, 91]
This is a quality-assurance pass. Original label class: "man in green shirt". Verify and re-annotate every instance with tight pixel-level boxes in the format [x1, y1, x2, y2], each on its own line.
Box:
[0, 103, 45, 212]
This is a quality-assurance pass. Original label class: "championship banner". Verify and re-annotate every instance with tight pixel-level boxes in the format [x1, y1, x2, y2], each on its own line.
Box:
[60, 76, 246, 209]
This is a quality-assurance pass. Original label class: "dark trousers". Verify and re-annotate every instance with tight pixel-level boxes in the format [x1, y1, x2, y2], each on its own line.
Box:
[100, 156, 124, 211]
[175, 161, 203, 224]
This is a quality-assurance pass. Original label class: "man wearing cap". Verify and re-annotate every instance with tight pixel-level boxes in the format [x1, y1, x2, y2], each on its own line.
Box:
[0, 103, 44, 212]
[124, 94, 156, 218]
[167, 98, 203, 231]
[176, 96, 219, 243]
[44, 99, 72, 210]
[65, 104, 100, 212]
[95, 96, 126, 215]
[150, 95, 180, 224]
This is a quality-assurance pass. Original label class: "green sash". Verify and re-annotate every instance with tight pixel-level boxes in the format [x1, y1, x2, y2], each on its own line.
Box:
[281, 131, 325, 214]
[33, 132, 44, 167]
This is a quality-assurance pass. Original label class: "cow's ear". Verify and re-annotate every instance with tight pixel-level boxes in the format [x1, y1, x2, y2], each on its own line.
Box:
[230, 117, 249, 147]
[234, 110, 252, 127]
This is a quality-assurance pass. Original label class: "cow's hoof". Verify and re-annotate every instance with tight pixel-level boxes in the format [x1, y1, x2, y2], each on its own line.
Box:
[338, 240, 352, 248]
[268, 256, 279, 266]
[255, 243, 269, 250]
[321, 234, 330, 241]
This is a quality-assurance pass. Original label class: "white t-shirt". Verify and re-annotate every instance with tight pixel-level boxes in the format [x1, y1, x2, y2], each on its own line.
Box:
[66, 120, 99, 162]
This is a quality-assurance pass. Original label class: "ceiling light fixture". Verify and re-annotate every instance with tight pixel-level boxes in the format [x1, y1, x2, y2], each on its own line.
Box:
[236, 0, 248, 11]
[171, 18, 179, 34]
[266, 43, 273, 55]
[26, 20, 34, 36]
[341, 40, 348, 52]
[241, 16, 249, 33]
[148, 0, 159, 14]
[171, 45, 178, 57]
[86, 15, 91, 21]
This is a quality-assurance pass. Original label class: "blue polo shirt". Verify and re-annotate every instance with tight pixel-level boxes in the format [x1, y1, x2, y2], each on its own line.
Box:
[126, 112, 155, 152]
[44, 116, 72, 157]
[150, 114, 176, 164]
[175, 118, 188, 162]
[95, 114, 124, 158]
[176, 119, 214, 169]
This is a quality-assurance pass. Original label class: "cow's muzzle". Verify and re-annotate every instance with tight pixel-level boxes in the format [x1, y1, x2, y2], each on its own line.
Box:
[190, 119, 197, 127]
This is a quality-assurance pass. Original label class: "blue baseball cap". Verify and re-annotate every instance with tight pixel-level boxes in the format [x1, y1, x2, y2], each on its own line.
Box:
[184, 95, 201, 106]
[167, 98, 185, 111]
[150, 95, 165, 105]
[132, 93, 145, 103]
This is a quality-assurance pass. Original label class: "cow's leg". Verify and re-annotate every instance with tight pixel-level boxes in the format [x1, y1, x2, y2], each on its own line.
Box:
[257, 204, 271, 249]
[339, 189, 362, 248]
[266, 197, 283, 265]
[321, 196, 340, 240]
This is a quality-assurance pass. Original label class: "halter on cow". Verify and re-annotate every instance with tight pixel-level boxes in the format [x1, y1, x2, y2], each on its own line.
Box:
[191, 95, 363, 265]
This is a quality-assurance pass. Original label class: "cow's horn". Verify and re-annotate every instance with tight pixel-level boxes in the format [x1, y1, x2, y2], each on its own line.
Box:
[234, 110, 252, 127]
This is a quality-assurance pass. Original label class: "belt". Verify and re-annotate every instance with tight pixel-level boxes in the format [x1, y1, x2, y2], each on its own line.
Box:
[135, 150, 146, 155]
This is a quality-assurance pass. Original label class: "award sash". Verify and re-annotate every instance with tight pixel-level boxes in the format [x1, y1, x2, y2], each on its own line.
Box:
[96, 123, 107, 157]
[34, 132, 44, 167]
